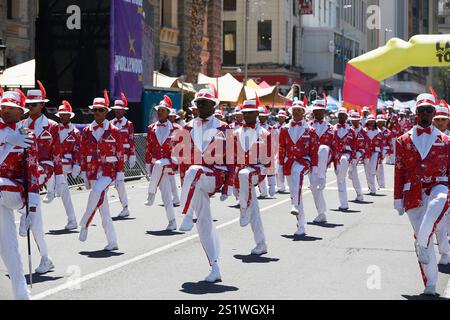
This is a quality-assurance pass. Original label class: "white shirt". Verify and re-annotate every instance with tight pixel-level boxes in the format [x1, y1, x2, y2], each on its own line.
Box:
[366, 127, 380, 140]
[311, 120, 330, 137]
[411, 125, 440, 160]
[154, 120, 172, 146]
[335, 123, 351, 139]
[24, 114, 49, 138]
[287, 119, 306, 144]
[59, 123, 75, 143]
[112, 117, 127, 130]
[89, 120, 110, 142]
[191, 115, 220, 152]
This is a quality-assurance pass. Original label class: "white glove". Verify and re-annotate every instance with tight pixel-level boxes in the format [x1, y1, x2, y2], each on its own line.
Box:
[19, 212, 35, 237]
[71, 165, 81, 178]
[394, 199, 405, 216]
[80, 172, 91, 190]
[128, 155, 136, 168]
[5, 131, 33, 149]
[220, 193, 228, 202]
[146, 164, 151, 176]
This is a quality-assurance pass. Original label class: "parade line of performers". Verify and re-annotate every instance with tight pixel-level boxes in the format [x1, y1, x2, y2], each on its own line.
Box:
[0, 81, 449, 300]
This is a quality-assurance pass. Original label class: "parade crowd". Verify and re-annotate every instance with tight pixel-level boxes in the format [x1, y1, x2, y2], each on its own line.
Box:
[0, 81, 449, 299]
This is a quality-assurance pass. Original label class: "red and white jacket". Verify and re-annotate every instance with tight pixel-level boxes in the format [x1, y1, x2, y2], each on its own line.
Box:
[80, 120, 125, 181]
[175, 115, 235, 195]
[145, 120, 180, 171]
[279, 120, 319, 176]
[111, 117, 136, 161]
[333, 123, 356, 167]
[309, 119, 336, 165]
[58, 123, 81, 173]
[398, 117, 412, 135]
[0, 120, 40, 207]
[394, 126, 450, 211]
[380, 127, 394, 157]
[229, 121, 244, 131]
[23, 114, 63, 185]
[387, 113, 401, 138]
[233, 123, 272, 188]
[352, 125, 369, 161]
[364, 127, 385, 160]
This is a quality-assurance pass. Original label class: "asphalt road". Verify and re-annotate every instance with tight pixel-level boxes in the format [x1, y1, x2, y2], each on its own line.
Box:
[1, 164, 449, 300]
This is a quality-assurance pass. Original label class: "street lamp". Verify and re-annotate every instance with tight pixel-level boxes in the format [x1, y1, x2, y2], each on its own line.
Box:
[0, 39, 6, 74]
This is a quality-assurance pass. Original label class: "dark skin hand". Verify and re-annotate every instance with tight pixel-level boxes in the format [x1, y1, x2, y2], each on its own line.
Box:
[243, 111, 259, 125]
[416, 106, 436, 128]
[338, 113, 348, 125]
[313, 109, 326, 121]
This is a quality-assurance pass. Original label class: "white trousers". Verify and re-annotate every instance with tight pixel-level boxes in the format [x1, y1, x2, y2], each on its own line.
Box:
[114, 180, 128, 210]
[376, 159, 386, 189]
[435, 211, 450, 255]
[286, 162, 306, 229]
[180, 166, 220, 265]
[364, 152, 379, 193]
[148, 160, 175, 222]
[309, 145, 330, 216]
[46, 173, 76, 222]
[386, 138, 396, 164]
[170, 173, 180, 204]
[407, 185, 449, 288]
[238, 167, 266, 246]
[335, 154, 350, 208]
[348, 154, 363, 198]
[0, 181, 29, 299]
[19, 205, 48, 258]
[80, 176, 117, 245]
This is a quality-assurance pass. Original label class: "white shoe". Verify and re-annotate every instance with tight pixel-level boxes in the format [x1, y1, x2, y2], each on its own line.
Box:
[104, 243, 119, 251]
[117, 207, 130, 218]
[179, 215, 194, 232]
[65, 220, 78, 230]
[294, 226, 306, 236]
[79, 227, 88, 242]
[290, 205, 299, 216]
[204, 264, 221, 283]
[251, 242, 268, 255]
[423, 285, 436, 296]
[166, 219, 177, 231]
[259, 193, 268, 199]
[35, 257, 55, 274]
[144, 193, 155, 206]
[415, 241, 430, 265]
[43, 191, 55, 204]
[439, 253, 449, 265]
[313, 214, 327, 223]
[355, 195, 364, 202]
[240, 208, 251, 227]
[338, 206, 349, 211]
[269, 185, 276, 197]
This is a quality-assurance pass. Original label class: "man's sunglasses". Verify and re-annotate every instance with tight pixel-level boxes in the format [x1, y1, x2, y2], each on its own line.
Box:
[195, 100, 213, 107]
[92, 108, 108, 113]
[417, 106, 435, 114]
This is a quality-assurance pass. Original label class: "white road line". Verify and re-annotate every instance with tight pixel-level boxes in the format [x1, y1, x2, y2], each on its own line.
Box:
[32, 170, 364, 300]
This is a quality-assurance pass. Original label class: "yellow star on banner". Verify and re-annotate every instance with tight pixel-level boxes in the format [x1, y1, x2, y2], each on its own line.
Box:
[129, 33, 136, 55]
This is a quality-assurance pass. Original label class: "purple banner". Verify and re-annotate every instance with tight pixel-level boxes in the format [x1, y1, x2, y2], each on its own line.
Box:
[110, 0, 144, 102]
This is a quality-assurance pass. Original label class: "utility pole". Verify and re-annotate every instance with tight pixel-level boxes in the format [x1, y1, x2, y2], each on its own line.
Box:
[244, 0, 249, 83]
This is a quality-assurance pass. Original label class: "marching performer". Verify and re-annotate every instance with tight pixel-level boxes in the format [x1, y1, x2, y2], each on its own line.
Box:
[177, 87, 234, 282]
[361, 107, 371, 126]
[78, 91, 123, 251]
[230, 106, 244, 131]
[398, 110, 412, 135]
[257, 105, 276, 198]
[111, 93, 136, 218]
[234, 100, 272, 255]
[376, 115, 393, 189]
[333, 108, 356, 211]
[279, 100, 318, 235]
[348, 112, 367, 202]
[386, 106, 400, 165]
[0, 90, 38, 300]
[44, 100, 80, 230]
[394, 93, 450, 296]
[190, 101, 199, 120]
[144, 95, 180, 231]
[432, 104, 450, 265]
[363, 115, 384, 196]
[274, 110, 288, 193]
[308, 98, 335, 223]
[22, 80, 62, 274]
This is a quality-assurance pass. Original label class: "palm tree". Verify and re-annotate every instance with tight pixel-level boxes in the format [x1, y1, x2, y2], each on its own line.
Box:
[185, 0, 209, 83]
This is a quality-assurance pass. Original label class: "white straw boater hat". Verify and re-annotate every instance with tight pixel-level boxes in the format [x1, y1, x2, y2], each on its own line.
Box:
[336, 107, 348, 115]
[55, 100, 75, 119]
[89, 90, 111, 111]
[111, 92, 129, 110]
[155, 95, 172, 111]
[311, 99, 327, 111]
[416, 93, 437, 108]
[241, 100, 259, 113]
[434, 105, 450, 119]
[193, 84, 219, 107]
[349, 111, 361, 121]
[276, 110, 288, 118]
[26, 80, 50, 104]
[1, 89, 29, 113]
[288, 100, 306, 114]
[376, 114, 387, 122]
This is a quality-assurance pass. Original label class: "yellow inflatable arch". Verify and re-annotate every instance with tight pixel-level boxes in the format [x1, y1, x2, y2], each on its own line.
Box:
[343, 34, 450, 109]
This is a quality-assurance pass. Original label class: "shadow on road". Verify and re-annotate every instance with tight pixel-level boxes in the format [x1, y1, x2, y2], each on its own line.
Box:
[146, 230, 184, 236]
[349, 200, 374, 204]
[307, 222, 344, 229]
[281, 234, 323, 242]
[365, 193, 387, 197]
[46, 229, 79, 236]
[402, 294, 449, 301]
[438, 264, 450, 274]
[180, 281, 239, 295]
[229, 204, 241, 209]
[79, 250, 124, 258]
[233, 254, 280, 264]
[330, 209, 361, 213]
[112, 217, 136, 222]
[6, 273, 64, 285]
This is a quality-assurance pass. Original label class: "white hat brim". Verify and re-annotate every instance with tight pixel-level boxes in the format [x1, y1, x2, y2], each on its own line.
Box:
[26, 99, 49, 104]
[89, 105, 111, 111]
[349, 117, 361, 121]
[55, 112, 75, 119]
[1, 102, 29, 113]
[110, 106, 129, 110]
[416, 102, 435, 108]
[434, 115, 449, 119]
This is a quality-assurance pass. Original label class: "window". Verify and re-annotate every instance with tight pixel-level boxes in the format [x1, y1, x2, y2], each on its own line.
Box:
[223, 21, 237, 65]
[161, 0, 172, 28]
[257, 20, 272, 51]
[224, 0, 237, 11]
[285, 21, 289, 53]
[7, 0, 12, 19]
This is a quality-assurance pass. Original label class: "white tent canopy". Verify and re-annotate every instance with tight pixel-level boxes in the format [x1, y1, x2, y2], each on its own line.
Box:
[198, 73, 244, 103]
[0, 59, 35, 87]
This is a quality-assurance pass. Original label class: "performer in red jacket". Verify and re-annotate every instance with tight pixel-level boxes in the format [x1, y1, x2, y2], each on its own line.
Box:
[348, 111, 367, 202]
[363, 115, 384, 196]
[394, 93, 450, 296]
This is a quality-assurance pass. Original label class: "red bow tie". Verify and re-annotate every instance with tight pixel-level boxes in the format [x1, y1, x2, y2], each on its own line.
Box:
[157, 123, 167, 127]
[417, 127, 432, 136]
[93, 123, 103, 131]
[315, 120, 324, 125]
[243, 124, 256, 129]
[60, 124, 70, 130]
[291, 121, 302, 127]
[338, 124, 346, 129]
[235, 122, 243, 126]
[368, 128, 376, 131]
[0, 122, 16, 130]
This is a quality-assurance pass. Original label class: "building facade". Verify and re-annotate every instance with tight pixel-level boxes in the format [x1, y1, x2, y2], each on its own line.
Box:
[221, 0, 303, 90]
